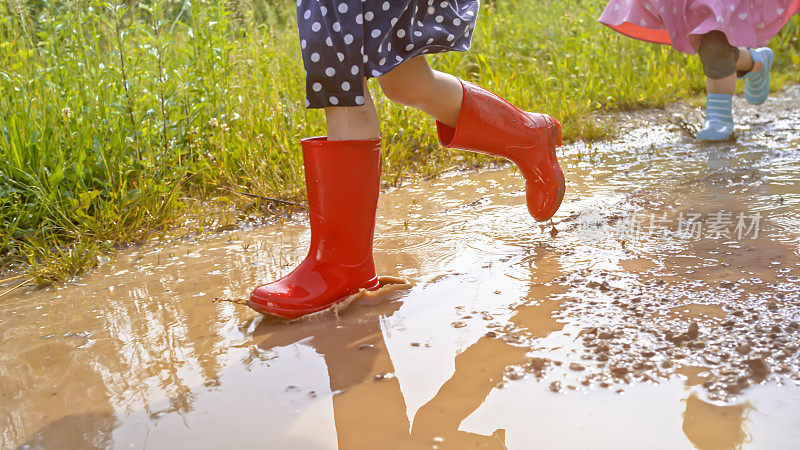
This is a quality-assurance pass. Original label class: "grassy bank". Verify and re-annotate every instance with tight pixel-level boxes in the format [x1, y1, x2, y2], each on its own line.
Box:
[1, 0, 799, 283]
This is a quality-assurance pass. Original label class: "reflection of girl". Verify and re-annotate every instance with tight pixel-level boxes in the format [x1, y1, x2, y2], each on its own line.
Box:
[248, 1, 565, 319]
[600, 1, 800, 140]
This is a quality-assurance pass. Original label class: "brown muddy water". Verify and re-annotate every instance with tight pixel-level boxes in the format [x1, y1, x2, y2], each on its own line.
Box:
[3, 86, 800, 449]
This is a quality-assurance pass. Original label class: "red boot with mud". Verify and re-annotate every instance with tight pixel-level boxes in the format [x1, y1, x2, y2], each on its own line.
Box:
[249, 137, 382, 319]
[436, 80, 565, 221]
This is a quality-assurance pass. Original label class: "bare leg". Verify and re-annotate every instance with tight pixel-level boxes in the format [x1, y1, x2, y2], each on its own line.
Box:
[706, 73, 736, 94]
[377, 56, 463, 128]
[736, 47, 760, 73]
[325, 79, 381, 141]
[706, 48, 761, 94]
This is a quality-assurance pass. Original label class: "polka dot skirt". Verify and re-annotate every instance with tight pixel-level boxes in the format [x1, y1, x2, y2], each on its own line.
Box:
[297, 0, 479, 109]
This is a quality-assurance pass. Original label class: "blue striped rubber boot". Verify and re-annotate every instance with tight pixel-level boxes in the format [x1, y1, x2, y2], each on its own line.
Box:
[696, 93, 733, 141]
[743, 47, 773, 105]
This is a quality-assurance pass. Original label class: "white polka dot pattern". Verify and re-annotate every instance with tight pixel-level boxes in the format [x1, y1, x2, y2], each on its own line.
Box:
[298, 0, 479, 109]
[599, 0, 800, 55]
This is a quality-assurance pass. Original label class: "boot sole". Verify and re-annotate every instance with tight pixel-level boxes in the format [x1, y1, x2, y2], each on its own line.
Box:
[248, 276, 382, 320]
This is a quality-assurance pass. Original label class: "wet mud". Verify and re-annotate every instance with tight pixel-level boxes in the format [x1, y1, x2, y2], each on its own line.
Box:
[2, 86, 800, 449]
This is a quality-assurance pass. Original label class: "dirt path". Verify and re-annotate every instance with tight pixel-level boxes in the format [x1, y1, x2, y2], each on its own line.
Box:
[2, 86, 800, 449]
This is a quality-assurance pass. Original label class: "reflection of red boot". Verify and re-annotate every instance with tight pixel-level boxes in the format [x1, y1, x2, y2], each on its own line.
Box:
[437, 80, 564, 221]
[249, 137, 382, 319]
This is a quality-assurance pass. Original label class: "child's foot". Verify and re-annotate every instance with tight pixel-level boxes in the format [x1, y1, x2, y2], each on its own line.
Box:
[696, 93, 734, 141]
[248, 137, 382, 319]
[436, 80, 564, 221]
[743, 47, 774, 105]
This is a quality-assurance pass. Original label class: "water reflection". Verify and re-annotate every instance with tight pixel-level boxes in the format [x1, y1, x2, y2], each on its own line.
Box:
[17, 413, 117, 449]
[251, 285, 534, 449]
[682, 394, 750, 450]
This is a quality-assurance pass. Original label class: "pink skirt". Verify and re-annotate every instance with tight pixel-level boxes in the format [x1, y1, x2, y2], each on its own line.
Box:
[599, 0, 800, 54]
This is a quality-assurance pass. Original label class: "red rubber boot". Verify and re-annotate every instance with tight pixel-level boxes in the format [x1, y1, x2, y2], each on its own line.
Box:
[436, 80, 565, 221]
[249, 137, 382, 319]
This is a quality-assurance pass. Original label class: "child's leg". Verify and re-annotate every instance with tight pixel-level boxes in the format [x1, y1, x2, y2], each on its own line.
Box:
[736, 48, 757, 75]
[250, 86, 383, 318]
[377, 56, 463, 128]
[696, 31, 737, 140]
[704, 47, 759, 94]
[699, 31, 739, 94]
[376, 56, 564, 222]
[325, 80, 381, 141]
[740, 46, 774, 106]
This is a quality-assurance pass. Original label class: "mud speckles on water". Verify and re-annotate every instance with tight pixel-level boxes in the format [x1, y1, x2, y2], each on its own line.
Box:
[568, 363, 585, 371]
[501, 261, 800, 400]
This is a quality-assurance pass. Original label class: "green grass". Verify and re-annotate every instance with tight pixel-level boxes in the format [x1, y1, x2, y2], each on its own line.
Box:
[1, 0, 799, 283]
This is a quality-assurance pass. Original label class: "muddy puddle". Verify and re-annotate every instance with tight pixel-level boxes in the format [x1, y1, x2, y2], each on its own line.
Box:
[3, 86, 800, 449]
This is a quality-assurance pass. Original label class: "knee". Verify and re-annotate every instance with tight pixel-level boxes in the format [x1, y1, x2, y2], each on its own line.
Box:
[378, 74, 432, 108]
[698, 31, 738, 79]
